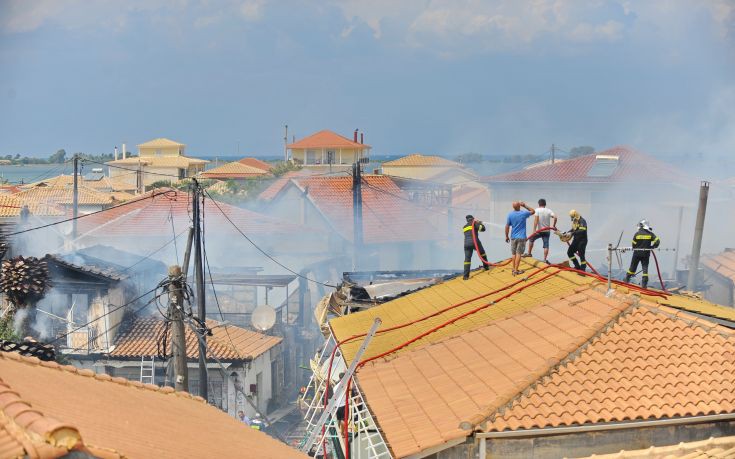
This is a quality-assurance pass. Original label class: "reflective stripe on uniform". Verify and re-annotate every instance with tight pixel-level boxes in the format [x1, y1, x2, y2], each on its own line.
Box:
[632, 240, 637, 245]
[464, 262, 471, 265]
[627, 270, 635, 275]
[581, 261, 587, 265]
[463, 226, 473, 232]
[642, 273, 649, 277]
[635, 234, 652, 240]
[577, 227, 587, 230]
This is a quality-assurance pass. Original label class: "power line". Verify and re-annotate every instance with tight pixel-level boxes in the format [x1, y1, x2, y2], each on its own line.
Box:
[5, 160, 72, 185]
[82, 158, 185, 180]
[201, 189, 336, 288]
[5, 189, 172, 237]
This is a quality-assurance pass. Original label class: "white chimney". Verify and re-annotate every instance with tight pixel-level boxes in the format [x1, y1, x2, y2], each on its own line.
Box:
[114, 146, 118, 161]
[122, 143, 127, 160]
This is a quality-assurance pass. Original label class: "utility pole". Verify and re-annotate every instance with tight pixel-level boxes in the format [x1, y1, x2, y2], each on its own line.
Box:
[352, 162, 363, 270]
[686, 181, 710, 291]
[192, 179, 208, 400]
[551, 144, 556, 165]
[284, 124, 289, 162]
[168, 265, 188, 392]
[136, 160, 143, 195]
[72, 154, 79, 239]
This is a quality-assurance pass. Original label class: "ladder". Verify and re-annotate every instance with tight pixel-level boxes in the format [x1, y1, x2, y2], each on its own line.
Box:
[140, 356, 156, 385]
[349, 381, 391, 459]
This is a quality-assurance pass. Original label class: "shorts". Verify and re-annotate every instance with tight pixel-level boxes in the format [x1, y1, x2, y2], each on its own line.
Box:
[510, 238, 526, 255]
[529, 231, 550, 248]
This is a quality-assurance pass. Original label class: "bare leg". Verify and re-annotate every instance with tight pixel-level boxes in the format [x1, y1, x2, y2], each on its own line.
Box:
[527, 239, 535, 256]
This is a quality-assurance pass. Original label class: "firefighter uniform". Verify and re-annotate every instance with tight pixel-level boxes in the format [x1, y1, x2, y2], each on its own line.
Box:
[625, 223, 660, 289]
[463, 216, 490, 280]
[566, 211, 588, 271]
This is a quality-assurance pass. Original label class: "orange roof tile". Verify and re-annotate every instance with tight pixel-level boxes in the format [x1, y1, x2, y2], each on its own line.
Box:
[258, 171, 310, 202]
[356, 288, 629, 457]
[199, 161, 271, 179]
[239, 157, 272, 171]
[22, 174, 138, 193]
[0, 351, 306, 458]
[287, 130, 370, 149]
[291, 175, 443, 244]
[0, 194, 64, 217]
[488, 303, 735, 432]
[14, 185, 114, 206]
[573, 435, 735, 458]
[703, 249, 735, 284]
[109, 316, 281, 360]
[383, 154, 461, 167]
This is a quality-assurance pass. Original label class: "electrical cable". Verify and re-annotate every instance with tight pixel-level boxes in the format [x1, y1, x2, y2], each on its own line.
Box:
[7, 160, 71, 185]
[202, 188, 337, 288]
[5, 189, 173, 237]
[82, 158, 185, 180]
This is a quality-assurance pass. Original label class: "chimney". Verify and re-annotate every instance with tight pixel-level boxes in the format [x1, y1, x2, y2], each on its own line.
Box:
[686, 181, 710, 291]
[114, 146, 118, 161]
[122, 143, 127, 160]
[360, 133, 364, 144]
[354, 129, 358, 143]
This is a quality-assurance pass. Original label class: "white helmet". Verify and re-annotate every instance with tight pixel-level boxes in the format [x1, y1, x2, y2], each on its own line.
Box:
[638, 219, 651, 231]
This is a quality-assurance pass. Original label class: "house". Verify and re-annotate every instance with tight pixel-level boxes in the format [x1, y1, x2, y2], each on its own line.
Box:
[303, 258, 735, 459]
[0, 350, 306, 458]
[13, 184, 117, 213]
[106, 138, 209, 188]
[199, 158, 272, 180]
[287, 130, 370, 169]
[702, 249, 735, 307]
[86, 315, 285, 418]
[266, 174, 450, 270]
[382, 153, 479, 184]
[22, 172, 138, 194]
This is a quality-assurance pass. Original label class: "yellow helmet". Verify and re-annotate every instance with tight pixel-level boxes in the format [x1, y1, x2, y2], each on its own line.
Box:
[569, 209, 580, 219]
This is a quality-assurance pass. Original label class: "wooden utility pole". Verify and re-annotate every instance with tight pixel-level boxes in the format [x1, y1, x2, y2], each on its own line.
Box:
[168, 265, 188, 392]
[686, 181, 710, 291]
[192, 179, 208, 400]
[72, 154, 79, 239]
[352, 162, 363, 270]
[551, 144, 556, 164]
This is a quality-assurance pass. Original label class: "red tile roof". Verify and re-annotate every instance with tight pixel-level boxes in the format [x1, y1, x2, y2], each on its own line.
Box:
[239, 157, 272, 171]
[75, 188, 319, 240]
[287, 130, 370, 149]
[485, 146, 690, 183]
[489, 303, 735, 432]
[258, 171, 307, 202]
[702, 249, 735, 284]
[109, 316, 281, 360]
[0, 351, 306, 458]
[291, 175, 443, 244]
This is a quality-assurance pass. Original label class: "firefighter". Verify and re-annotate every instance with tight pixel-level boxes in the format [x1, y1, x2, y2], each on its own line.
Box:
[564, 209, 588, 271]
[463, 214, 490, 280]
[624, 219, 660, 289]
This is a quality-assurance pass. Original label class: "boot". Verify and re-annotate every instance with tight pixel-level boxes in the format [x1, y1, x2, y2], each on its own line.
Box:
[641, 277, 648, 289]
[463, 264, 470, 280]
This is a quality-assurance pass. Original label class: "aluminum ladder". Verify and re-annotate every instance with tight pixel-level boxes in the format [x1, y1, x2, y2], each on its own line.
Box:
[140, 356, 156, 385]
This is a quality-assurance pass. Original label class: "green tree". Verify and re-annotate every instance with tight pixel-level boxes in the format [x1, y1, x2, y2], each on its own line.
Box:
[455, 152, 484, 163]
[569, 146, 595, 158]
[48, 149, 67, 164]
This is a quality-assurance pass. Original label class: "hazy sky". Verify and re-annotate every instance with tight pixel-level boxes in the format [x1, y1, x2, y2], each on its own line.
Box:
[0, 0, 733, 158]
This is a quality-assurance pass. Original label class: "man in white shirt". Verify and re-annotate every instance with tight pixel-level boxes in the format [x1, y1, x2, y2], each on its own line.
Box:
[525, 198, 557, 263]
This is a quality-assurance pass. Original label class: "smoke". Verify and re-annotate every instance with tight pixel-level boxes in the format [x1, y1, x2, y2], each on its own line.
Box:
[12, 308, 27, 336]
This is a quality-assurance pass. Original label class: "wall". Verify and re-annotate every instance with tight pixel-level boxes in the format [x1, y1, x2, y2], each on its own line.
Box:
[703, 269, 734, 307]
[140, 145, 182, 157]
[291, 148, 365, 165]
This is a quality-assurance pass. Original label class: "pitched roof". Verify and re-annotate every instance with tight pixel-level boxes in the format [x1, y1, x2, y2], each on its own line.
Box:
[137, 137, 185, 148]
[199, 161, 271, 179]
[287, 130, 370, 149]
[0, 194, 64, 217]
[356, 288, 630, 458]
[574, 435, 735, 458]
[239, 157, 272, 171]
[107, 156, 208, 167]
[488, 303, 735, 432]
[109, 316, 282, 360]
[22, 174, 138, 193]
[74, 188, 318, 240]
[0, 351, 306, 458]
[703, 249, 735, 284]
[289, 175, 443, 244]
[258, 171, 309, 202]
[13, 185, 114, 206]
[383, 154, 461, 167]
[485, 146, 690, 184]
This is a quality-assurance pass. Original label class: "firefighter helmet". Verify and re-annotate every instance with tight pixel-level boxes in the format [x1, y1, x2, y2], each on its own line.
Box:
[569, 209, 580, 220]
[638, 219, 651, 231]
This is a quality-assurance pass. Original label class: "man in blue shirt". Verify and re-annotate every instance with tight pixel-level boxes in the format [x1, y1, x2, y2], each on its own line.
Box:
[505, 201, 535, 275]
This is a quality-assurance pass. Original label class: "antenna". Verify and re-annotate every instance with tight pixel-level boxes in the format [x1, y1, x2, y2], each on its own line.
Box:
[251, 304, 276, 332]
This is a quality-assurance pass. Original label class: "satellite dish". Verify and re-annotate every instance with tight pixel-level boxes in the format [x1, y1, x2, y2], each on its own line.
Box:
[251, 304, 276, 332]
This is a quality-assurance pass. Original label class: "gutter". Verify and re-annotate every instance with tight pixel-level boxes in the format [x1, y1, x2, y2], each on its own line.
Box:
[476, 413, 735, 458]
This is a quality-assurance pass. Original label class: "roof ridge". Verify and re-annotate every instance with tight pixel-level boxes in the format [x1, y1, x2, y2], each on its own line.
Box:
[640, 302, 735, 338]
[467, 288, 639, 431]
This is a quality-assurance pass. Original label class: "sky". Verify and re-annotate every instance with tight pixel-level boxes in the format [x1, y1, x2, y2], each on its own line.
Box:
[0, 0, 733, 159]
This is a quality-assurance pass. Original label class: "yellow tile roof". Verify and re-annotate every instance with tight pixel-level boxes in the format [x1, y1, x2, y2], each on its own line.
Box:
[23, 174, 139, 193]
[0, 195, 64, 217]
[108, 156, 208, 167]
[199, 161, 271, 178]
[137, 137, 185, 148]
[14, 185, 114, 206]
[383, 154, 461, 167]
[572, 435, 735, 458]
[658, 292, 735, 322]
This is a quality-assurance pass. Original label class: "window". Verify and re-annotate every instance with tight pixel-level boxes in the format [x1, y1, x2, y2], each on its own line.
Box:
[327, 150, 335, 164]
[178, 168, 186, 180]
[155, 149, 162, 156]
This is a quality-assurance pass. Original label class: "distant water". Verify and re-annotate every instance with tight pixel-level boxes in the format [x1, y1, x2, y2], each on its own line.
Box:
[0, 163, 74, 185]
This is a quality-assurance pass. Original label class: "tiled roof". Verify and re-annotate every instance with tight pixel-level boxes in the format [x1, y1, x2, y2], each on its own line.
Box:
[22, 174, 138, 193]
[199, 161, 271, 179]
[383, 154, 461, 167]
[137, 137, 185, 148]
[75, 188, 318, 240]
[291, 175, 443, 244]
[703, 249, 735, 284]
[109, 316, 282, 361]
[0, 195, 64, 217]
[331, 259, 594, 364]
[45, 253, 126, 282]
[239, 157, 272, 171]
[258, 171, 309, 202]
[287, 129, 370, 149]
[488, 303, 735, 431]
[659, 291, 735, 323]
[107, 156, 208, 167]
[573, 435, 735, 458]
[0, 351, 306, 458]
[14, 185, 114, 206]
[356, 288, 630, 458]
[485, 146, 690, 183]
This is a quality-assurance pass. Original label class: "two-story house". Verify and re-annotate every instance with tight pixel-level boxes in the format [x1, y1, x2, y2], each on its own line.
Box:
[287, 129, 370, 170]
